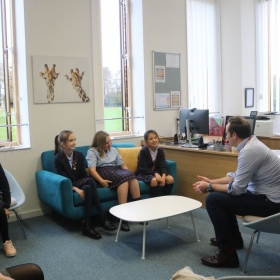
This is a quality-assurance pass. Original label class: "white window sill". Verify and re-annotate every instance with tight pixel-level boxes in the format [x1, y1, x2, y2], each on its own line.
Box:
[110, 134, 142, 140]
[0, 145, 31, 152]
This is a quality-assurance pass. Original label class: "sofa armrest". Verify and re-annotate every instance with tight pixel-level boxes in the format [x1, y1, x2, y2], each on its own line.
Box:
[166, 160, 178, 194]
[35, 170, 76, 218]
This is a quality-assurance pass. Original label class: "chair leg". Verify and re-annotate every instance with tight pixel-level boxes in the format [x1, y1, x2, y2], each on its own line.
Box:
[12, 209, 27, 239]
[242, 230, 258, 274]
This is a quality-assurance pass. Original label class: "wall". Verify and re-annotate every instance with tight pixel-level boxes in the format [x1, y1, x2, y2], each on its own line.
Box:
[141, 0, 188, 138]
[220, 0, 256, 116]
[0, 0, 256, 221]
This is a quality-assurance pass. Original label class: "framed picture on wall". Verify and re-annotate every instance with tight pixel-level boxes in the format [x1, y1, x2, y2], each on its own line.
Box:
[245, 88, 254, 108]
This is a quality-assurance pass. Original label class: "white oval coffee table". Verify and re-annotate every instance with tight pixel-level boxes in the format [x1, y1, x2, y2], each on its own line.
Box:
[109, 195, 202, 259]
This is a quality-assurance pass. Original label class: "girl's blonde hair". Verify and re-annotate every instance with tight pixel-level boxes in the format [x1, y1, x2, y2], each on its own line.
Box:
[90, 131, 109, 158]
[54, 130, 73, 155]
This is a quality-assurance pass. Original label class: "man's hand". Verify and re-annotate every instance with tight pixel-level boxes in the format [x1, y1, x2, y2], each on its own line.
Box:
[4, 208, 9, 218]
[193, 181, 208, 195]
[197, 175, 211, 183]
[101, 179, 112, 188]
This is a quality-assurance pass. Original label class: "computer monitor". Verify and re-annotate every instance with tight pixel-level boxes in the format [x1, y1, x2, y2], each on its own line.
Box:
[190, 109, 210, 134]
[244, 116, 256, 135]
[179, 108, 209, 134]
[222, 116, 256, 140]
[179, 108, 209, 147]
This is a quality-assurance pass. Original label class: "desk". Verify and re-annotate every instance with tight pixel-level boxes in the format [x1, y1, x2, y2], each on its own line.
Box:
[258, 136, 280, 150]
[160, 145, 238, 207]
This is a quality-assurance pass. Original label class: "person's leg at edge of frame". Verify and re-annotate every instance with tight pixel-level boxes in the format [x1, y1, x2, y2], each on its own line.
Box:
[150, 177, 159, 198]
[129, 179, 148, 226]
[128, 178, 141, 200]
[86, 179, 116, 231]
[81, 185, 102, 240]
[201, 192, 239, 268]
[163, 175, 174, 195]
[202, 191, 280, 268]
[0, 204, 16, 258]
[6, 263, 44, 280]
[117, 182, 130, 232]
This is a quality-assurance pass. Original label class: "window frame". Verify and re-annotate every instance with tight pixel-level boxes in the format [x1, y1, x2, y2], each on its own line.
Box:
[255, 0, 280, 112]
[186, 0, 222, 114]
[0, 0, 21, 147]
[99, 0, 133, 136]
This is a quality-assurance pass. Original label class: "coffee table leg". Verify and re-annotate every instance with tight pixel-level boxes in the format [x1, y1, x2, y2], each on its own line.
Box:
[190, 211, 200, 242]
[166, 217, 170, 228]
[115, 219, 122, 242]
[142, 222, 147, 259]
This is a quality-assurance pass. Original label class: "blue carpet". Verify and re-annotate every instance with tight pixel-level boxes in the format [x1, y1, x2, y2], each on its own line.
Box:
[1, 208, 280, 280]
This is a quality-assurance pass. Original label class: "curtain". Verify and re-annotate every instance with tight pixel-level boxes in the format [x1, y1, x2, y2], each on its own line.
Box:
[186, 0, 221, 113]
[255, 0, 280, 112]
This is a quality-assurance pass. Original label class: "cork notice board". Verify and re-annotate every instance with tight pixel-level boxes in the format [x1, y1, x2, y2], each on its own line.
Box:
[153, 51, 181, 110]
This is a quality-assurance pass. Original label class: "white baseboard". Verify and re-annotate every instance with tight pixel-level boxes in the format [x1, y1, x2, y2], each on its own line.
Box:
[8, 207, 52, 223]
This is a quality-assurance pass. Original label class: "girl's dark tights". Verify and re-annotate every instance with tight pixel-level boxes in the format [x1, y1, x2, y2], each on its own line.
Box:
[0, 204, 9, 242]
[82, 178, 102, 222]
[6, 263, 44, 280]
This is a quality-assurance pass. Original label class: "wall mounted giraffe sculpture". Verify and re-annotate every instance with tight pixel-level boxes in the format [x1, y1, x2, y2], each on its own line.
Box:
[39, 64, 60, 103]
[65, 68, 90, 102]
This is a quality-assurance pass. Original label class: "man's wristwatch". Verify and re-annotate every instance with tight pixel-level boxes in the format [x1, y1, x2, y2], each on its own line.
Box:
[207, 183, 213, 193]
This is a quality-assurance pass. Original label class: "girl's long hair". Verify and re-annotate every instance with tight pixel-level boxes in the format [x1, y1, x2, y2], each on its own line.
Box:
[54, 130, 73, 155]
[90, 131, 109, 158]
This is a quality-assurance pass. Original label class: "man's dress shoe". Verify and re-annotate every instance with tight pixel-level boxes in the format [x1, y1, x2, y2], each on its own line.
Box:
[201, 249, 239, 268]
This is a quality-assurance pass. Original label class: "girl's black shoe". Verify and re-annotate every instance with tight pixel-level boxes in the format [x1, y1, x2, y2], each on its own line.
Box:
[120, 221, 130, 232]
[82, 222, 102, 239]
[100, 213, 117, 231]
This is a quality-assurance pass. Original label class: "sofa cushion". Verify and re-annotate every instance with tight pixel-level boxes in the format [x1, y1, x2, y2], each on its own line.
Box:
[117, 147, 141, 172]
[73, 181, 150, 206]
[112, 143, 136, 148]
[73, 187, 119, 206]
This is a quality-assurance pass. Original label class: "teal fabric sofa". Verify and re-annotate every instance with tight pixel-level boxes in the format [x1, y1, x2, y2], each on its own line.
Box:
[35, 143, 177, 220]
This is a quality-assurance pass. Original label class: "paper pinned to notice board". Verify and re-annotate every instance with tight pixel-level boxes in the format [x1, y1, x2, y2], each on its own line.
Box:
[171, 91, 180, 107]
[155, 65, 165, 82]
[209, 116, 224, 136]
[166, 54, 180, 68]
[155, 93, 170, 109]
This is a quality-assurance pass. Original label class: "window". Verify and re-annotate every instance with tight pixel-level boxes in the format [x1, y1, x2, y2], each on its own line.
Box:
[100, 0, 132, 134]
[0, 0, 28, 149]
[255, 0, 280, 112]
[186, 0, 222, 113]
[0, 0, 18, 146]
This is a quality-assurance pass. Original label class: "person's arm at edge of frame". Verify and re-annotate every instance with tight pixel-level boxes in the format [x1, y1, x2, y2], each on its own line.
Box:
[193, 175, 232, 194]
